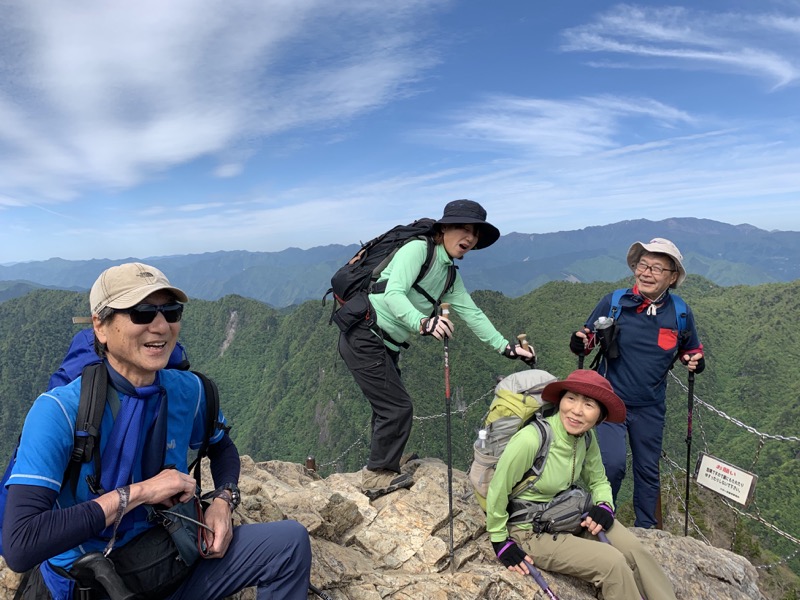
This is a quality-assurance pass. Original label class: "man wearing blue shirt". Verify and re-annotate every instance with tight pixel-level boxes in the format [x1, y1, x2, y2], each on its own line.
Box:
[3, 262, 311, 599]
[570, 239, 705, 529]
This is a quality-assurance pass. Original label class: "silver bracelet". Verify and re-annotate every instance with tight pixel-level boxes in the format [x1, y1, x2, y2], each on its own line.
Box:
[103, 485, 130, 557]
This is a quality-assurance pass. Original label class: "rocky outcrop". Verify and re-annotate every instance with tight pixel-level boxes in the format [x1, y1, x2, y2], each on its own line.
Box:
[0, 457, 766, 599]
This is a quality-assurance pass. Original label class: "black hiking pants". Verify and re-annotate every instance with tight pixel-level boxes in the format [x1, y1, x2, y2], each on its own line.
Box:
[338, 320, 412, 474]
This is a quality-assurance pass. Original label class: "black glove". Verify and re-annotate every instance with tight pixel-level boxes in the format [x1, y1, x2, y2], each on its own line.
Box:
[693, 356, 706, 375]
[569, 332, 586, 355]
[420, 315, 439, 336]
[420, 316, 453, 338]
[492, 539, 527, 569]
[586, 504, 615, 531]
[503, 343, 537, 367]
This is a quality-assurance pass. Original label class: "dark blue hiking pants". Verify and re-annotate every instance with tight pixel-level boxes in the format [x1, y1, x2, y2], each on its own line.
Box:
[167, 520, 311, 600]
[595, 402, 666, 529]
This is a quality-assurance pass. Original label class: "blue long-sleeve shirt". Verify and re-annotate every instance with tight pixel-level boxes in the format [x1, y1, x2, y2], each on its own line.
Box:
[3, 370, 236, 574]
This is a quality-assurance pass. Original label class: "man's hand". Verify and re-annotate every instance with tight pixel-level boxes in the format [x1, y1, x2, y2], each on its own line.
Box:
[132, 468, 198, 507]
[570, 328, 590, 355]
[202, 499, 234, 558]
[97, 468, 198, 528]
[682, 352, 705, 373]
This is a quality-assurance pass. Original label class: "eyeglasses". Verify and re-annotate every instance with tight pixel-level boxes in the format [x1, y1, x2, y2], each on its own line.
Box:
[113, 303, 184, 325]
[635, 260, 675, 276]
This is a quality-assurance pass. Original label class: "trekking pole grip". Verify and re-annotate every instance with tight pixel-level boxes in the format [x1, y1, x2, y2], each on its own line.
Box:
[440, 302, 450, 317]
[516, 333, 529, 350]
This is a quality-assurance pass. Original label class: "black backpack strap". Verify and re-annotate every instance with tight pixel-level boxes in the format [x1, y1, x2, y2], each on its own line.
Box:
[411, 238, 458, 316]
[187, 372, 228, 486]
[67, 363, 108, 496]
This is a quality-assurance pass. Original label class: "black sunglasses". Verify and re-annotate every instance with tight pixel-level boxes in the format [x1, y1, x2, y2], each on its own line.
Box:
[113, 303, 184, 325]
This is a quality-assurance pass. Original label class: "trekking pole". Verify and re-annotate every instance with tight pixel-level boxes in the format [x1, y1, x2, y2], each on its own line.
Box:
[516, 333, 529, 350]
[516, 333, 536, 368]
[684, 370, 695, 537]
[309, 583, 335, 600]
[524, 559, 560, 600]
[440, 302, 456, 573]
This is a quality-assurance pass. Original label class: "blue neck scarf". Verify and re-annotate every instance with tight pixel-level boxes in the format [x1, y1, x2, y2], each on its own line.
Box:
[99, 365, 163, 494]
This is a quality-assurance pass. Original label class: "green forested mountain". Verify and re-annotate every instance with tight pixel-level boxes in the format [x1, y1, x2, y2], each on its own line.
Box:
[1, 278, 798, 590]
[3, 217, 800, 307]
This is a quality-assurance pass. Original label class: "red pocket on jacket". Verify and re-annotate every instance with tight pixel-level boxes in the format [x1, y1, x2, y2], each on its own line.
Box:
[658, 328, 678, 351]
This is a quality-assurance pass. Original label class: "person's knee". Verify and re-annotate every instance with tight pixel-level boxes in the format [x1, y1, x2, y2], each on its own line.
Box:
[398, 403, 413, 422]
[603, 548, 630, 577]
[286, 521, 312, 570]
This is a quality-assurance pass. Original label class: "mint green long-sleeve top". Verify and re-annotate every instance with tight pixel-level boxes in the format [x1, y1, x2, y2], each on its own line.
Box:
[485, 413, 614, 542]
[368, 239, 508, 352]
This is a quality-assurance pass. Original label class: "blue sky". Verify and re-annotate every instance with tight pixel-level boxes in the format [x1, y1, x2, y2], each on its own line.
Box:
[2, 0, 800, 263]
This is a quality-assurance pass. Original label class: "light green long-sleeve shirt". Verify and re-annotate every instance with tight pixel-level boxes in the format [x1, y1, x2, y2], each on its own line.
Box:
[485, 413, 614, 542]
[368, 239, 508, 352]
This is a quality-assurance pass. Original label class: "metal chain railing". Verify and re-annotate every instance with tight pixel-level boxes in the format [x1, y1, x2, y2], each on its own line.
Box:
[311, 373, 799, 571]
[668, 372, 800, 443]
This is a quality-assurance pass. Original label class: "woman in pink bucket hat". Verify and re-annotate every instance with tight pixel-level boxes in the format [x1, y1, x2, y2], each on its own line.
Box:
[486, 369, 677, 600]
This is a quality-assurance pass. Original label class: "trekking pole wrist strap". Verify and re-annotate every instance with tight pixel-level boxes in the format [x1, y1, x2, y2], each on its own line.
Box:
[104, 485, 130, 557]
[597, 502, 614, 516]
[496, 540, 515, 557]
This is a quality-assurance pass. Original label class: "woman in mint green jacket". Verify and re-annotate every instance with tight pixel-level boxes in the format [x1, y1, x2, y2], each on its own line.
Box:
[338, 200, 535, 500]
[487, 369, 677, 600]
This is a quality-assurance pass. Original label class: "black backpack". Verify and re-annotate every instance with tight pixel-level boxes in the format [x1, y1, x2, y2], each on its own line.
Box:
[324, 218, 456, 325]
[0, 361, 223, 558]
[67, 362, 223, 497]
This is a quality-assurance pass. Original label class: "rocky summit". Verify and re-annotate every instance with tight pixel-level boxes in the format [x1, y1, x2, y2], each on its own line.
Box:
[0, 457, 765, 600]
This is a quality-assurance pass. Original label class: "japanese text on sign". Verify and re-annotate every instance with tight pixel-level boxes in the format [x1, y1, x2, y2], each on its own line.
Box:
[694, 453, 757, 507]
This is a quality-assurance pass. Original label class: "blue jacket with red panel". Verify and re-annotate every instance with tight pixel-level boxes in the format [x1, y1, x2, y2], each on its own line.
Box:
[583, 286, 703, 407]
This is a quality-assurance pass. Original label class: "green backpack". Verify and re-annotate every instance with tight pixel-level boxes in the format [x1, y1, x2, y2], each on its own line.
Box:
[468, 370, 559, 511]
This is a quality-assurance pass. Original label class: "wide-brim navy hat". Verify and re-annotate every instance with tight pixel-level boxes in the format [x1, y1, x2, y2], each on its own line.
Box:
[435, 199, 500, 250]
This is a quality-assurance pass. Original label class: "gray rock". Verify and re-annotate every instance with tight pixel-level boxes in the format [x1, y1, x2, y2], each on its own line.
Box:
[0, 457, 766, 600]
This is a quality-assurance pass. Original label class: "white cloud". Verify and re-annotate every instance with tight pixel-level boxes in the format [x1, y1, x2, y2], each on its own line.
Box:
[561, 4, 800, 88]
[422, 94, 695, 157]
[0, 0, 448, 203]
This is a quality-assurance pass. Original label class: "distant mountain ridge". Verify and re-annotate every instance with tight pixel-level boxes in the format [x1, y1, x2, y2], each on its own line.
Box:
[1, 217, 798, 307]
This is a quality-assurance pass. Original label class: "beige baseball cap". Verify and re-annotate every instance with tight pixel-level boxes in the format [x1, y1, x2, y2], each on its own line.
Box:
[626, 237, 686, 288]
[89, 262, 188, 315]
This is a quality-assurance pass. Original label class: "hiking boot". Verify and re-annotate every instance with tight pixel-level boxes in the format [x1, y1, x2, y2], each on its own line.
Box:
[399, 452, 419, 467]
[361, 468, 413, 500]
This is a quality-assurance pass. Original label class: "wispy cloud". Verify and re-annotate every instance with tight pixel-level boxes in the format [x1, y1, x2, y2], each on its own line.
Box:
[0, 0, 448, 204]
[422, 94, 695, 157]
[561, 4, 800, 88]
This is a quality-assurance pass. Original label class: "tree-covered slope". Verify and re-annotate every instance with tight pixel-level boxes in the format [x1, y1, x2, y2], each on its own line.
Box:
[0, 278, 798, 586]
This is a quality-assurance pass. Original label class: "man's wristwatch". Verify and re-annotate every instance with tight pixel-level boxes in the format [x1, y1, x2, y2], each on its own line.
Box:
[210, 483, 241, 512]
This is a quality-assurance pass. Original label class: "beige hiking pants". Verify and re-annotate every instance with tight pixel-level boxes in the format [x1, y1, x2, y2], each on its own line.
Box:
[510, 520, 676, 600]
